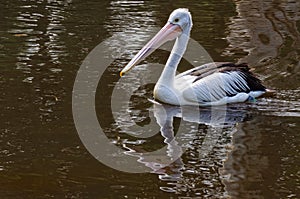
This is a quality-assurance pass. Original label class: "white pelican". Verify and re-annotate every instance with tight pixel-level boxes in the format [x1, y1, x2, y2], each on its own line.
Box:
[120, 8, 267, 106]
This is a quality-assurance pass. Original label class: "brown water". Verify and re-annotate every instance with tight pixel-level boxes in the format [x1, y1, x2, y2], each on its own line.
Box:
[1, 0, 299, 198]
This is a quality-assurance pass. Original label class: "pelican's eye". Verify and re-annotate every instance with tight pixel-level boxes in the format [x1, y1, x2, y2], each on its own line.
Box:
[174, 18, 179, 23]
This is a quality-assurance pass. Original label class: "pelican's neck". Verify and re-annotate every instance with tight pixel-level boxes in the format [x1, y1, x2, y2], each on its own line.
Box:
[157, 25, 191, 87]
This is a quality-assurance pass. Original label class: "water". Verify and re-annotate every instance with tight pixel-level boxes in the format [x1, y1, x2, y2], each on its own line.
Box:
[1, 0, 299, 198]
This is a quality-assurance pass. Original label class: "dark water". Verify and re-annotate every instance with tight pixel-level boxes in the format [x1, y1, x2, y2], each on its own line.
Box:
[1, 0, 299, 198]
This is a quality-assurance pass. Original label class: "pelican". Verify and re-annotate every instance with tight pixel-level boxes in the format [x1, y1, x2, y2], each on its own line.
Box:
[120, 8, 267, 106]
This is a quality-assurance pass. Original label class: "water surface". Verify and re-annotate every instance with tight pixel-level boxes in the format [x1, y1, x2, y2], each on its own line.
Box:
[0, 0, 299, 198]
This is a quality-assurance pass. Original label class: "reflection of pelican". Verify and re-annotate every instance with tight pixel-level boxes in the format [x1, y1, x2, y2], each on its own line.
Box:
[124, 100, 249, 194]
[120, 8, 267, 106]
[152, 101, 248, 127]
[125, 91, 249, 171]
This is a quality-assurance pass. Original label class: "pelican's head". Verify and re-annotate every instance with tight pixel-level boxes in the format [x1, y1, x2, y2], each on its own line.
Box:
[120, 8, 192, 76]
[168, 8, 192, 32]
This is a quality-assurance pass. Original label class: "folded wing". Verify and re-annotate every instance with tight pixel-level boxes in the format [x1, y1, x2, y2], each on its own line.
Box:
[175, 62, 266, 103]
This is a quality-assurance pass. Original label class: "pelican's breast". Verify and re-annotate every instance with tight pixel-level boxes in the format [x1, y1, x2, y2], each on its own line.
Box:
[153, 83, 181, 105]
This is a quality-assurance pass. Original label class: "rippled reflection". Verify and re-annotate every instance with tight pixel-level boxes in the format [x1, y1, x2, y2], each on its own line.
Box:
[224, 0, 300, 88]
[221, 112, 300, 199]
[105, 0, 156, 53]
[7, 0, 71, 123]
[10, 0, 71, 71]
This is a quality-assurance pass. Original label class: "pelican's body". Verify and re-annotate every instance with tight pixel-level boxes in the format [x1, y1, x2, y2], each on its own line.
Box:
[121, 8, 266, 106]
[154, 62, 266, 106]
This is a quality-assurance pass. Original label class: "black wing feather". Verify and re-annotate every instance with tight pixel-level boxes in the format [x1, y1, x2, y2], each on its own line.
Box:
[189, 62, 266, 92]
